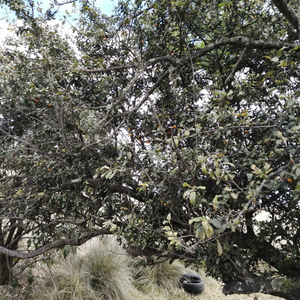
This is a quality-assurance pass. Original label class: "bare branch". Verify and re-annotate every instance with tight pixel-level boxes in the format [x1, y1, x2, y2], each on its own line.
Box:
[224, 47, 247, 86]
[80, 64, 138, 73]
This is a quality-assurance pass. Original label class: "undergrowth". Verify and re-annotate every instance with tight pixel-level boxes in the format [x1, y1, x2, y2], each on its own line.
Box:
[5, 236, 284, 300]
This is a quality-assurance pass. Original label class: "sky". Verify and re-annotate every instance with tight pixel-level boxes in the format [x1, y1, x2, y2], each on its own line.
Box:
[0, 0, 116, 46]
[97, 0, 116, 14]
[0, 0, 116, 26]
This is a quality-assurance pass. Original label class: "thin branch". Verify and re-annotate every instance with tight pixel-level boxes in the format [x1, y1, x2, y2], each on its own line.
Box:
[55, 0, 77, 6]
[128, 66, 176, 114]
[189, 36, 299, 63]
[0, 230, 112, 258]
[224, 47, 247, 86]
[237, 179, 267, 220]
[98, 66, 145, 127]
[80, 64, 138, 73]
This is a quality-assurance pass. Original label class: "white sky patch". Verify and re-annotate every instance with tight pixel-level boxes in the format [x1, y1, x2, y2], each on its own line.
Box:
[255, 210, 271, 222]
[96, 0, 116, 14]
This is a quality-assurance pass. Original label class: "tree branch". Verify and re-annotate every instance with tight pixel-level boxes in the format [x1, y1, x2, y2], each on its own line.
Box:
[75, 37, 299, 76]
[0, 230, 111, 258]
[236, 230, 300, 278]
[224, 47, 247, 86]
[272, 0, 300, 33]
[80, 64, 138, 73]
[223, 277, 300, 300]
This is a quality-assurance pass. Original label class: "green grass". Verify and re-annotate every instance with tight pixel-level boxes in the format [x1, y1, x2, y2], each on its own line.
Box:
[13, 236, 283, 300]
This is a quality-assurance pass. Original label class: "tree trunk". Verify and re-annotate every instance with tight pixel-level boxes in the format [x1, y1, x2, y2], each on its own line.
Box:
[222, 278, 300, 300]
[0, 254, 13, 285]
[0, 219, 23, 285]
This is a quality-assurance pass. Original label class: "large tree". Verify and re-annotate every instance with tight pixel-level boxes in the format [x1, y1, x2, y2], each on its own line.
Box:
[0, 0, 300, 298]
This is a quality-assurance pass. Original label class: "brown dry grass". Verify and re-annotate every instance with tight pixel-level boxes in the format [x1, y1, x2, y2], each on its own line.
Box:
[2, 236, 284, 300]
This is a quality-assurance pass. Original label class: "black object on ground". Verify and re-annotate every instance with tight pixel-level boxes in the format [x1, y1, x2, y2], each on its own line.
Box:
[179, 272, 205, 294]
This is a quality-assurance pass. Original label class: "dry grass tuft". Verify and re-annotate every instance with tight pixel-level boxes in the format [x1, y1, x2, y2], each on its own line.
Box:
[32, 236, 139, 300]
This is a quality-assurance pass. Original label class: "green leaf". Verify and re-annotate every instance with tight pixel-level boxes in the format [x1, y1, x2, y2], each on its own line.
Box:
[182, 182, 192, 188]
[212, 195, 218, 210]
[217, 240, 223, 256]
[224, 186, 232, 192]
[215, 167, 221, 177]
[202, 165, 208, 175]
[291, 125, 300, 132]
[210, 219, 222, 228]
[266, 70, 275, 76]
[206, 224, 213, 238]
[197, 186, 206, 190]
[279, 61, 287, 67]
[202, 219, 209, 231]
[196, 226, 206, 241]
[230, 192, 238, 200]
[263, 163, 271, 172]
[183, 190, 190, 199]
[189, 217, 203, 224]
[276, 47, 287, 57]
[166, 213, 171, 222]
[232, 219, 240, 225]
[190, 191, 196, 205]
[276, 131, 283, 139]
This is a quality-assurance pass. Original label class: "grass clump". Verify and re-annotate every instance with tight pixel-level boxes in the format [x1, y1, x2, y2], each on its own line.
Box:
[34, 236, 137, 300]
[132, 257, 185, 293]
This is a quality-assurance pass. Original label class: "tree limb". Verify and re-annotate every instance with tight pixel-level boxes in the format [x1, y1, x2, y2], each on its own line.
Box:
[0, 230, 111, 258]
[223, 277, 300, 300]
[236, 230, 300, 278]
[272, 0, 300, 32]
[74, 36, 300, 77]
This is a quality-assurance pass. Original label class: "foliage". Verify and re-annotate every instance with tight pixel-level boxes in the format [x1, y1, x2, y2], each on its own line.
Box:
[0, 0, 300, 298]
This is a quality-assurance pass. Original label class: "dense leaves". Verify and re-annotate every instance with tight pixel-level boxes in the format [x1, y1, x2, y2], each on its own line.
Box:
[0, 0, 300, 298]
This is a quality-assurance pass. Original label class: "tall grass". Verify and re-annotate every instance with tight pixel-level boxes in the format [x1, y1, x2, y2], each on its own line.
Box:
[29, 236, 284, 300]
[132, 257, 185, 293]
[33, 237, 137, 300]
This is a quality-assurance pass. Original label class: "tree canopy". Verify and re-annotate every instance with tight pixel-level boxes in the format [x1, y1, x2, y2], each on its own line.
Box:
[0, 0, 300, 298]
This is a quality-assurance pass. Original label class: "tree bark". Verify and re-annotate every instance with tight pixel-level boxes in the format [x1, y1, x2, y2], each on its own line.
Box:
[222, 277, 300, 300]
[0, 254, 13, 285]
